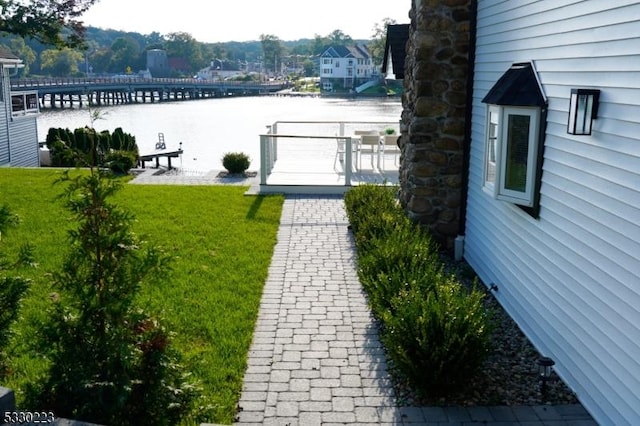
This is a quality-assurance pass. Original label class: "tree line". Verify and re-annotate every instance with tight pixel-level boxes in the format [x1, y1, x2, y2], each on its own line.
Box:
[1, 22, 394, 78]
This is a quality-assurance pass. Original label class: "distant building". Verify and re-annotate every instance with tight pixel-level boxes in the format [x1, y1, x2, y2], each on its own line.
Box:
[0, 46, 39, 167]
[319, 45, 375, 93]
[146, 49, 169, 78]
[196, 59, 244, 81]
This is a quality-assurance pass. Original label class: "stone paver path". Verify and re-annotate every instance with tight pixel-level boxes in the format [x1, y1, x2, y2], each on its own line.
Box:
[236, 195, 395, 425]
[233, 195, 597, 425]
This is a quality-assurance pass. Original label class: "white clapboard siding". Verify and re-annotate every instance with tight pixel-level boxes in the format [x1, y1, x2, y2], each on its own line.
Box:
[9, 117, 39, 167]
[465, 1, 640, 424]
[0, 68, 10, 165]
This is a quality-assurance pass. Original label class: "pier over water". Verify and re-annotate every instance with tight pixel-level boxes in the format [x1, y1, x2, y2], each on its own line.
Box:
[11, 77, 288, 109]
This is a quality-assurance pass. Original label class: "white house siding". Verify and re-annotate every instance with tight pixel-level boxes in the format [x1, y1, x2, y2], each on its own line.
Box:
[9, 118, 39, 166]
[464, 1, 640, 425]
[0, 113, 9, 165]
[1, 67, 10, 165]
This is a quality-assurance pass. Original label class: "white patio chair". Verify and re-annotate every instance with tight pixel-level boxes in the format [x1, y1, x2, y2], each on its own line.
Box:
[380, 134, 400, 170]
[334, 136, 358, 172]
[358, 134, 382, 170]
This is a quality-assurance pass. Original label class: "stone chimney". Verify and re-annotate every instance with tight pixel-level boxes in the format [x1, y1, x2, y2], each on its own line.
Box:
[399, 0, 473, 251]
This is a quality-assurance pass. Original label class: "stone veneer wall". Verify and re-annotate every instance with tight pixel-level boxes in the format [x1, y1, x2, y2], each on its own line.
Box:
[399, 0, 473, 251]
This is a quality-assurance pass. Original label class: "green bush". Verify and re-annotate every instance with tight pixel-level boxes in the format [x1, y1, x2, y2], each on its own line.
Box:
[45, 127, 138, 170]
[357, 224, 440, 318]
[381, 278, 491, 396]
[222, 152, 251, 174]
[344, 184, 492, 397]
[344, 184, 406, 249]
[106, 150, 137, 174]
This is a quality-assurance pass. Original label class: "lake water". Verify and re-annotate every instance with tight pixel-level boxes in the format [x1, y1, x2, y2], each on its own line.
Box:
[37, 96, 403, 172]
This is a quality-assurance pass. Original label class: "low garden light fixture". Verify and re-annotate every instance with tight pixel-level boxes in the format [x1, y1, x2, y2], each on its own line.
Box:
[567, 89, 600, 135]
[537, 356, 555, 395]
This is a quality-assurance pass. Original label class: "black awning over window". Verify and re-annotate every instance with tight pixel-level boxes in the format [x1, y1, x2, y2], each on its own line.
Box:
[482, 62, 546, 107]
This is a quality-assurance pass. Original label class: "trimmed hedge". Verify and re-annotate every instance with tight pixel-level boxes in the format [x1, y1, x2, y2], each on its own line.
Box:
[344, 184, 492, 397]
[46, 127, 138, 172]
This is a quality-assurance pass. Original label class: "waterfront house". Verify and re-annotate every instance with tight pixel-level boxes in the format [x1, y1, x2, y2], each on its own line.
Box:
[398, 1, 640, 424]
[0, 47, 40, 167]
[319, 45, 375, 93]
[196, 59, 244, 81]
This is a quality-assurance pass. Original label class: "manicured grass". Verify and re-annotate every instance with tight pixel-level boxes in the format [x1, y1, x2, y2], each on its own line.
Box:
[0, 168, 284, 424]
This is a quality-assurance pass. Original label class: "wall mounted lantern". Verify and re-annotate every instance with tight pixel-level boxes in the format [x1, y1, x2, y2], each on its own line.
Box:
[567, 89, 600, 135]
[537, 356, 555, 395]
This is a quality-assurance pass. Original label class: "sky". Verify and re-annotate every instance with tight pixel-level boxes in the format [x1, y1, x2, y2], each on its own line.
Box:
[80, 0, 411, 43]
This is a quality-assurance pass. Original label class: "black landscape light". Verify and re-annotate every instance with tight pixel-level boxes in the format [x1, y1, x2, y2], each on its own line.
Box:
[537, 356, 555, 395]
[567, 89, 600, 135]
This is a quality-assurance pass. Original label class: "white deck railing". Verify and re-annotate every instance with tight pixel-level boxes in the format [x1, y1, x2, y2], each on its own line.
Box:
[259, 120, 399, 188]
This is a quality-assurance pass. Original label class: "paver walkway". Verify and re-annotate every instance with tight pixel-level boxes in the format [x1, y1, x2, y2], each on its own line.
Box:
[234, 195, 597, 426]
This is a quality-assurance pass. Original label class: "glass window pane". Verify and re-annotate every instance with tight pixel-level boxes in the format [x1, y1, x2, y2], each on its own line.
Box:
[11, 94, 24, 113]
[26, 93, 38, 110]
[485, 109, 498, 184]
[504, 114, 531, 193]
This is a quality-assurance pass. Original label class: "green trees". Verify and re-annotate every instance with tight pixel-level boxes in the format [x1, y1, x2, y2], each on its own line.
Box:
[0, 38, 36, 76]
[45, 126, 139, 174]
[29, 168, 197, 425]
[260, 34, 284, 74]
[165, 32, 207, 73]
[0, 0, 98, 48]
[40, 48, 85, 76]
[369, 18, 397, 66]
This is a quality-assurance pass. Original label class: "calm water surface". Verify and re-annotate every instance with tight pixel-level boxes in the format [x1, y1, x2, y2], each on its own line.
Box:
[37, 96, 402, 172]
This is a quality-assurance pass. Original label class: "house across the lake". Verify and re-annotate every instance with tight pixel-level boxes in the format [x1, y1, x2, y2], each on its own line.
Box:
[397, 1, 640, 424]
[319, 45, 376, 94]
[0, 46, 40, 167]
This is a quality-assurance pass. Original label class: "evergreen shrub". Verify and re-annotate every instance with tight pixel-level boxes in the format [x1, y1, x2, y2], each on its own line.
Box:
[106, 150, 137, 174]
[344, 184, 492, 397]
[381, 278, 491, 396]
[222, 152, 251, 174]
[29, 168, 198, 425]
[45, 127, 138, 171]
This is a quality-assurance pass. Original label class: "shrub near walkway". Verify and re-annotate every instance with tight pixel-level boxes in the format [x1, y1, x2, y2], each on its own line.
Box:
[344, 184, 492, 398]
[0, 169, 284, 424]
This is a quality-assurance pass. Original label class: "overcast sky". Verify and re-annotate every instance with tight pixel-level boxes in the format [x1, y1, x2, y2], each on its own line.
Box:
[80, 0, 411, 43]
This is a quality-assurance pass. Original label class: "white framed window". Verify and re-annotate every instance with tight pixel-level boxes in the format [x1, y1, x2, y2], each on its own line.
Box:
[482, 62, 547, 215]
[11, 91, 39, 118]
[484, 105, 499, 195]
[483, 105, 540, 207]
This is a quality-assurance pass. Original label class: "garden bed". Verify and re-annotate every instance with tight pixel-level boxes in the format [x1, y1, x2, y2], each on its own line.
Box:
[391, 257, 579, 407]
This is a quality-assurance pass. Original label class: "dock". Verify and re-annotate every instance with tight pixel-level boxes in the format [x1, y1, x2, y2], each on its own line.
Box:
[138, 149, 183, 170]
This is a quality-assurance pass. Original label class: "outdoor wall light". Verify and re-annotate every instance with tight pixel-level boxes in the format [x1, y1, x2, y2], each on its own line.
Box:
[567, 89, 600, 135]
[537, 356, 555, 395]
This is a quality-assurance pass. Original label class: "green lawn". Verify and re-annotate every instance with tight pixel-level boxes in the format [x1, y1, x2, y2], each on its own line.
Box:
[0, 168, 284, 424]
